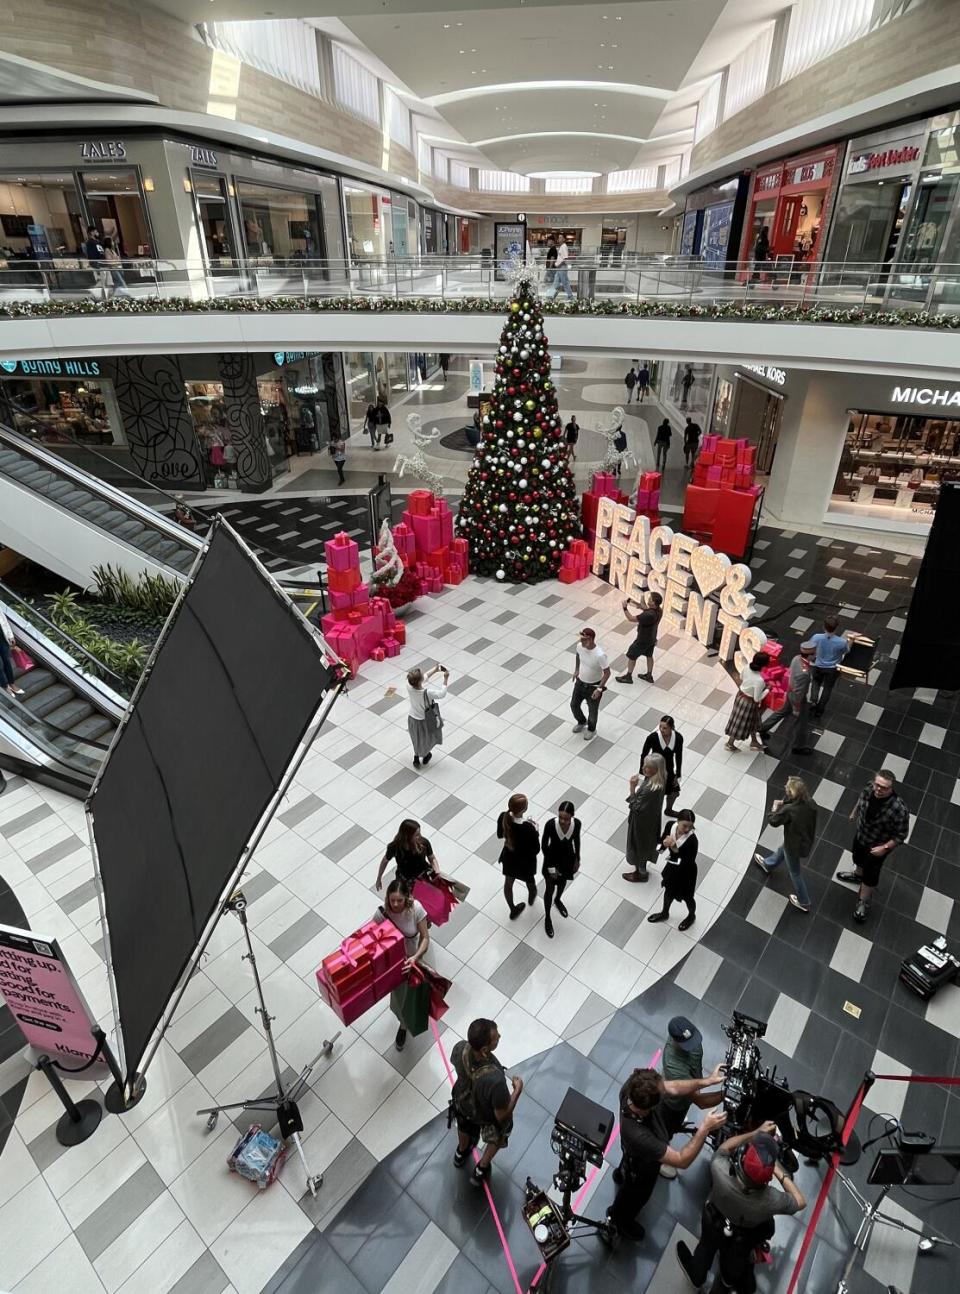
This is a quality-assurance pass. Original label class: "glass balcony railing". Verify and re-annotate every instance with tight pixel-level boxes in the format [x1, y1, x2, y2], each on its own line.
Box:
[0, 253, 958, 316]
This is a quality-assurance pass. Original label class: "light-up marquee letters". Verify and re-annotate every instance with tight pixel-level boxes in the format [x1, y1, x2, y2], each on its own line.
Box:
[592, 498, 764, 670]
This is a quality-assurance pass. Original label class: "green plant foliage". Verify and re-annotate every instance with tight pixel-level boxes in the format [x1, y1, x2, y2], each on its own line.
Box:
[91, 564, 179, 618]
[46, 588, 146, 689]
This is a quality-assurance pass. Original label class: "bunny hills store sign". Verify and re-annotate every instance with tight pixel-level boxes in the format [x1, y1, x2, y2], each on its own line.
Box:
[592, 497, 764, 671]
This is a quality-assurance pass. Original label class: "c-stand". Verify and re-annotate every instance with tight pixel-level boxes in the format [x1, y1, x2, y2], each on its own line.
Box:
[195, 892, 339, 1197]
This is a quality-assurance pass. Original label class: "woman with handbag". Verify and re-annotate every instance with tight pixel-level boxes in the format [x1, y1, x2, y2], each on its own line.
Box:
[647, 809, 698, 931]
[641, 716, 684, 818]
[375, 878, 430, 1052]
[375, 819, 439, 890]
[0, 605, 25, 696]
[723, 652, 770, 752]
[540, 800, 580, 939]
[497, 792, 539, 920]
[622, 754, 666, 883]
[407, 664, 449, 768]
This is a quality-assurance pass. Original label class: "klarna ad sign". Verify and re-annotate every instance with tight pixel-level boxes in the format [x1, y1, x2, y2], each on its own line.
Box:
[592, 497, 764, 671]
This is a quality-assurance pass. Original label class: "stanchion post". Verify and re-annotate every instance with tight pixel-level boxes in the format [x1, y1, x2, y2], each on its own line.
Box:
[38, 1055, 103, 1147]
[97, 1027, 147, 1114]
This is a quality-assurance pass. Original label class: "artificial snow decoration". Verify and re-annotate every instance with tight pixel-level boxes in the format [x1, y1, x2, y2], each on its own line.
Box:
[369, 519, 403, 588]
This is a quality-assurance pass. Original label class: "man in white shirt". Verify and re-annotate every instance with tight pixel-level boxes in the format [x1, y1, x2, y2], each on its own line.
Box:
[571, 627, 610, 741]
[547, 236, 574, 301]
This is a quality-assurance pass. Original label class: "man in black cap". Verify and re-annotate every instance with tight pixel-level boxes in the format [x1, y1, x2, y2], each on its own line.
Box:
[659, 1016, 724, 1179]
[677, 1124, 806, 1291]
[607, 1067, 727, 1240]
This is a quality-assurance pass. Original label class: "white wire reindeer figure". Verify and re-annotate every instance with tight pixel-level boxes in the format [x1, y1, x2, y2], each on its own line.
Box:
[597, 406, 637, 475]
[394, 412, 445, 494]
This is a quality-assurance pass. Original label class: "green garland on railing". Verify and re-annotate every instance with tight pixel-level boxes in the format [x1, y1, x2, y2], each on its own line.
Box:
[1, 295, 958, 329]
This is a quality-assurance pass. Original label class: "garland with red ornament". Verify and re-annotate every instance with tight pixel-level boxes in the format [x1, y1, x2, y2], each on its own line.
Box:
[457, 273, 581, 582]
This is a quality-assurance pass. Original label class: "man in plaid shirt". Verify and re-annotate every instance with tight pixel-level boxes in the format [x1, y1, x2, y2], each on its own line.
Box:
[837, 770, 910, 924]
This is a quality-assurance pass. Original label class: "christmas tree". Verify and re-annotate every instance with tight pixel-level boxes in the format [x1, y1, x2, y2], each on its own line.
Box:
[457, 274, 581, 582]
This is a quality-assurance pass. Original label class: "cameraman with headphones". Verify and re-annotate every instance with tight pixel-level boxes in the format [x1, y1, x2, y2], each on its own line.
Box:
[676, 1123, 806, 1291]
[607, 1067, 727, 1241]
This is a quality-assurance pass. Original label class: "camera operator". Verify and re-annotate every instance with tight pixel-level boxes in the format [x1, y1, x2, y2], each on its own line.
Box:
[659, 1017, 724, 1180]
[607, 1068, 727, 1241]
[676, 1124, 806, 1292]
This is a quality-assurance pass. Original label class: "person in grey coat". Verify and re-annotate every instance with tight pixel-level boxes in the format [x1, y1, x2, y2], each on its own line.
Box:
[622, 754, 666, 882]
[760, 641, 815, 756]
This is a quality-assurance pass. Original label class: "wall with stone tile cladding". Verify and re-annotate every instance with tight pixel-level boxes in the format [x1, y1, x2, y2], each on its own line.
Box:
[1, 1, 418, 183]
[692, 0, 960, 174]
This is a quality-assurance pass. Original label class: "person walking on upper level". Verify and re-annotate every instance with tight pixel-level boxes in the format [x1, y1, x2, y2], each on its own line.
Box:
[546, 236, 574, 300]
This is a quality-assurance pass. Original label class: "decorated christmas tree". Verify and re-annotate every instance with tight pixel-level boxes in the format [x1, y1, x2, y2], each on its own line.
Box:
[457, 274, 581, 582]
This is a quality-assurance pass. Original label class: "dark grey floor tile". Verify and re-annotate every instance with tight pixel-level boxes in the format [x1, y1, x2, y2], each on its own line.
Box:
[489, 943, 543, 998]
[279, 794, 325, 828]
[321, 823, 369, 863]
[501, 653, 532, 672]
[484, 694, 516, 718]
[599, 899, 643, 950]
[260, 1232, 366, 1294]
[0, 804, 55, 837]
[430, 1252, 496, 1294]
[300, 1136, 377, 1232]
[530, 715, 565, 740]
[334, 741, 375, 770]
[75, 1161, 165, 1261]
[497, 758, 535, 788]
[427, 901, 478, 948]
[24, 834, 84, 874]
[694, 787, 726, 819]
[324, 1164, 429, 1282]
[167, 1249, 231, 1294]
[59, 877, 98, 915]
[379, 767, 420, 800]
[269, 909, 326, 961]
[427, 794, 468, 830]
[178, 1006, 250, 1076]
[242, 869, 280, 903]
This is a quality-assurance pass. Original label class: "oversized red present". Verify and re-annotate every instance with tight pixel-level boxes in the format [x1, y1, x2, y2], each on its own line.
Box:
[389, 621, 407, 645]
[407, 489, 434, 516]
[558, 567, 577, 584]
[321, 943, 372, 996]
[763, 689, 787, 712]
[383, 636, 401, 656]
[316, 974, 376, 1026]
[706, 465, 722, 482]
[698, 451, 716, 466]
[352, 919, 405, 977]
[716, 440, 737, 461]
[328, 566, 362, 594]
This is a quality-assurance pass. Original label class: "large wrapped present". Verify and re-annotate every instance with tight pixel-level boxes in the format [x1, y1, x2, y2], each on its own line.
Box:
[407, 489, 434, 516]
[328, 565, 362, 594]
[320, 942, 372, 997]
[317, 975, 376, 1025]
[325, 532, 359, 572]
[352, 919, 405, 980]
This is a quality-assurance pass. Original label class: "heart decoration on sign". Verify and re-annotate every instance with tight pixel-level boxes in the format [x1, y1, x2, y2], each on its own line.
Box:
[690, 544, 731, 597]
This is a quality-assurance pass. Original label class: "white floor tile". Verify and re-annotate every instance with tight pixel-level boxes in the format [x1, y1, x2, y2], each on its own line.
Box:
[14, 1233, 107, 1294]
[0, 1174, 72, 1288]
[209, 1172, 312, 1294]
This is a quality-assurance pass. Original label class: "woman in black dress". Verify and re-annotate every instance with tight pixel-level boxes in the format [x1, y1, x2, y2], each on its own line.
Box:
[641, 716, 684, 818]
[540, 800, 581, 939]
[497, 792, 539, 919]
[647, 809, 698, 931]
[375, 819, 439, 890]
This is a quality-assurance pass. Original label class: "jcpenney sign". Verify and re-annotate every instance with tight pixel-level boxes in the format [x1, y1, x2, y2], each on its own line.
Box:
[891, 385, 960, 407]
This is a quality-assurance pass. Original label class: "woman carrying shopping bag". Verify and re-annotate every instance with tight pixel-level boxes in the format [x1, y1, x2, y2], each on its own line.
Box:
[375, 879, 430, 1051]
[0, 604, 25, 696]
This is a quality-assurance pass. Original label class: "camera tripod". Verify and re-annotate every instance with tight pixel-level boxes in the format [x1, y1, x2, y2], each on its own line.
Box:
[195, 893, 340, 1197]
[524, 1157, 616, 1289]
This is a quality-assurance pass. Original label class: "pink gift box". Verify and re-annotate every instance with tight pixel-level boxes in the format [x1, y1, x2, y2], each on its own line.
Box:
[325, 532, 359, 572]
[635, 489, 650, 509]
[384, 636, 401, 657]
[322, 978, 377, 1026]
[353, 919, 405, 976]
[649, 489, 661, 509]
[707, 465, 722, 481]
[592, 471, 615, 494]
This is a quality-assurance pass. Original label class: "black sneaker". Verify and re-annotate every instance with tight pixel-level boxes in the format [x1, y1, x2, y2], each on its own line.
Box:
[413, 756, 421, 767]
[676, 1241, 701, 1288]
[423, 753, 432, 765]
[615, 673, 634, 684]
[509, 903, 526, 920]
[453, 1146, 470, 1169]
[470, 1163, 490, 1187]
[395, 1026, 407, 1052]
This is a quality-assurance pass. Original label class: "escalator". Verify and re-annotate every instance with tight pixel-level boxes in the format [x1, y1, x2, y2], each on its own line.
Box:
[0, 422, 203, 588]
[0, 590, 126, 797]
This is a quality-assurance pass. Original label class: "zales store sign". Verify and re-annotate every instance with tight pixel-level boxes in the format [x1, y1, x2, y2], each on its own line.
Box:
[593, 498, 765, 670]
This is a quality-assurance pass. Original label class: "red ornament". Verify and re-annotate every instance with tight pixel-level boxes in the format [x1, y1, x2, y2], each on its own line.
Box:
[495, 420, 504, 429]
[507, 386, 515, 396]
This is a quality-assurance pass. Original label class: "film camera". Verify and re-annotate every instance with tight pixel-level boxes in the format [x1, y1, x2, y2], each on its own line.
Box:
[719, 1012, 850, 1165]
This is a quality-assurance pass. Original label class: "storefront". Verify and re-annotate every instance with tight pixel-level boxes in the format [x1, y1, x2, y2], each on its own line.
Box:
[710, 363, 787, 474]
[680, 174, 751, 270]
[343, 182, 394, 259]
[823, 124, 926, 269]
[657, 360, 715, 424]
[829, 382, 960, 527]
[740, 144, 840, 275]
[0, 356, 131, 471]
[0, 137, 164, 289]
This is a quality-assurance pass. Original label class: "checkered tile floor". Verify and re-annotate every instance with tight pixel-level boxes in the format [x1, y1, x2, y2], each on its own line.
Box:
[1, 526, 957, 1294]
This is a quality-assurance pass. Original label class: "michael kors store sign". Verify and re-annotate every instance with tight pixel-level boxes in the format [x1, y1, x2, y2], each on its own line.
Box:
[889, 384, 960, 408]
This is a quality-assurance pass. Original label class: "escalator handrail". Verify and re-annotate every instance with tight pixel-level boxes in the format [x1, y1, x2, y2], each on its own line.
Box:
[0, 579, 127, 691]
[0, 421, 204, 556]
[0, 390, 208, 530]
[0, 690, 112, 754]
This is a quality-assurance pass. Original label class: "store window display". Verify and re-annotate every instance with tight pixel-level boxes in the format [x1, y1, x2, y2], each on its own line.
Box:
[660, 360, 713, 424]
[5, 376, 125, 448]
[831, 411, 960, 523]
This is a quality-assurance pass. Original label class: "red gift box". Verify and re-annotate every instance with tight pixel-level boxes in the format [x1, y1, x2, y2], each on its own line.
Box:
[636, 488, 650, 509]
[698, 451, 715, 466]
[328, 566, 362, 594]
[581, 492, 600, 532]
[390, 621, 407, 645]
[383, 636, 401, 656]
[317, 975, 377, 1026]
[370, 646, 386, 662]
[325, 532, 359, 572]
[321, 944, 371, 996]
[407, 489, 434, 516]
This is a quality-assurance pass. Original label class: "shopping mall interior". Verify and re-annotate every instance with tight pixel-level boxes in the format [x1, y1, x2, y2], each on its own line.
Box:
[1, 3, 959, 1294]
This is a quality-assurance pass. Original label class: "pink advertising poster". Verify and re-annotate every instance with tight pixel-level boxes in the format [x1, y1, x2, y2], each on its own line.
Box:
[0, 923, 99, 1064]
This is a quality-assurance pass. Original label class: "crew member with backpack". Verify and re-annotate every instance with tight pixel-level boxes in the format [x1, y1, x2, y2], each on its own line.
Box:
[449, 1018, 524, 1186]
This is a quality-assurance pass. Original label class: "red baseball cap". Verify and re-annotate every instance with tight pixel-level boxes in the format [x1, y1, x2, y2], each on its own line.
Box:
[741, 1135, 778, 1185]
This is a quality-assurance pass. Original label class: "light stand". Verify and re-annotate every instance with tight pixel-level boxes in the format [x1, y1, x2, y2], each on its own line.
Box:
[833, 1173, 957, 1294]
[195, 892, 339, 1197]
